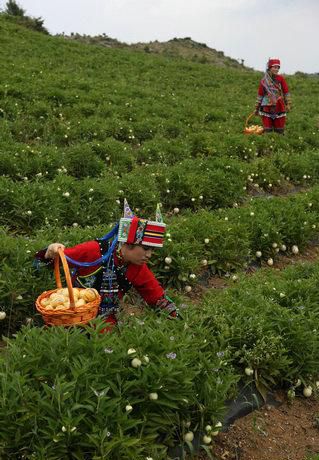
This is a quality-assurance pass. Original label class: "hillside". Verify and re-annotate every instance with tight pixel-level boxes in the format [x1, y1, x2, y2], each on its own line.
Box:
[59, 33, 250, 70]
[1, 14, 319, 459]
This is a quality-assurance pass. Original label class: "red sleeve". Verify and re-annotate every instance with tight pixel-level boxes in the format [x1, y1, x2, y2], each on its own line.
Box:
[278, 75, 289, 94]
[34, 240, 101, 274]
[64, 240, 101, 276]
[126, 263, 164, 305]
[257, 81, 264, 97]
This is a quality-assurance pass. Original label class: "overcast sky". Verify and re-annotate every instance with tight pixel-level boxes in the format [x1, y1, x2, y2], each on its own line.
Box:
[1, 0, 318, 74]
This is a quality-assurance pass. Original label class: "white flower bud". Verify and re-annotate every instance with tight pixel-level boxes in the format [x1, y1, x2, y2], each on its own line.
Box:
[202, 435, 212, 444]
[125, 404, 133, 413]
[149, 392, 158, 401]
[303, 386, 312, 398]
[184, 431, 194, 442]
[245, 367, 254, 376]
[292, 245, 299, 254]
[127, 348, 136, 355]
[131, 358, 142, 368]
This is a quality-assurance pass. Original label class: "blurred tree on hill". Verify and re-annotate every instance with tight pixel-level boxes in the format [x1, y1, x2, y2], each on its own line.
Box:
[3, 0, 48, 34]
[5, 0, 25, 16]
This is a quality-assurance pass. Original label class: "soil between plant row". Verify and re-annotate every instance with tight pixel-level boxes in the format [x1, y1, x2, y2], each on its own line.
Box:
[190, 244, 319, 460]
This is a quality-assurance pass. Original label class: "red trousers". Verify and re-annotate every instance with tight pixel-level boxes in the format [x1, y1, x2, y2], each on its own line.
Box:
[262, 116, 286, 132]
[100, 314, 117, 333]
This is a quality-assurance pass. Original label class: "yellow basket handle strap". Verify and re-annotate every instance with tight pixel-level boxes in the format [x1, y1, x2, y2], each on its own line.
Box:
[54, 248, 76, 309]
[245, 111, 256, 128]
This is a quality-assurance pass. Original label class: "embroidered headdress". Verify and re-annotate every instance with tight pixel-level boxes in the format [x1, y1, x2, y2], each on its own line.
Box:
[118, 200, 166, 248]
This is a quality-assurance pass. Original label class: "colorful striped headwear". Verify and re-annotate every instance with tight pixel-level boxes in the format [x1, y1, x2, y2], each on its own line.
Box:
[118, 200, 166, 248]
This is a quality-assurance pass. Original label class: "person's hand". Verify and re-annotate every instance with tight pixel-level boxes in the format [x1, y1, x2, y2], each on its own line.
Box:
[254, 107, 260, 116]
[286, 103, 292, 112]
[45, 243, 65, 259]
[155, 296, 180, 319]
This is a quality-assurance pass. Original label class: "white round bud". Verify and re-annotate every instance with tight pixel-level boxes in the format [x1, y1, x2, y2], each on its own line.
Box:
[303, 386, 312, 398]
[127, 348, 136, 355]
[202, 435, 212, 444]
[184, 431, 194, 442]
[131, 358, 142, 368]
[292, 245, 299, 254]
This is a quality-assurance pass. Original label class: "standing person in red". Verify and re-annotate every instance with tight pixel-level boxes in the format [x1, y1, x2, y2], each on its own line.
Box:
[35, 200, 178, 329]
[255, 58, 292, 134]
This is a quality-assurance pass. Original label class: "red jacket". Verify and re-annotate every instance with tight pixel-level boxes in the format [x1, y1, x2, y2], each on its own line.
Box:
[256, 74, 290, 113]
[59, 240, 165, 306]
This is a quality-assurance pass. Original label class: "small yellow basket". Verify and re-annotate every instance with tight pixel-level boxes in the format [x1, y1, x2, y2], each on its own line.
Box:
[243, 112, 264, 135]
[35, 248, 100, 326]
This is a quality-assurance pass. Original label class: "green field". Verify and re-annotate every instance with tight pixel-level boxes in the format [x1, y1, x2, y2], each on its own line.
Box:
[0, 14, 319, 459]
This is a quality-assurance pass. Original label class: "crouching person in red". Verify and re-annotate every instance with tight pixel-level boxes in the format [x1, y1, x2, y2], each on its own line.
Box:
[35, 200, 178, 330]
[255, 58, 292, 134]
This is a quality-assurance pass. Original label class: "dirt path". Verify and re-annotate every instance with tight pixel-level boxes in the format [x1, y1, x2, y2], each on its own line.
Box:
[191, 244, 319, 460]
[206, 392, 319, 460]
[188, 243, 319, 302]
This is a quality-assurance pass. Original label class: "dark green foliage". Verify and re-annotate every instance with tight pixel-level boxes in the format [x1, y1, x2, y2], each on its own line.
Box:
[0, 316, 236, 458]
[5, 0, 25, 16]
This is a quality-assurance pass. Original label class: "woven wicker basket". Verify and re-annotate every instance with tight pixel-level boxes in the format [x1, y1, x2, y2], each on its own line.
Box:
[35, 248, 100, 326]
[243, 112, 264, 135]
